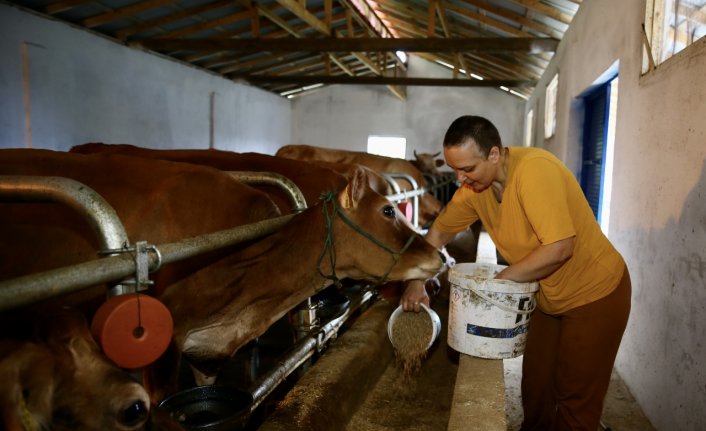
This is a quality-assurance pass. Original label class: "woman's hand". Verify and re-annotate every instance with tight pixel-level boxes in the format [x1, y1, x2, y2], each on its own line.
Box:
[400, 279, 429, 312]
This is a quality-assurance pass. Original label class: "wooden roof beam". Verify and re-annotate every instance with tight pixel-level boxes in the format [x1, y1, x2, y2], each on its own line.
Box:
[83, 0, 172, 28]
[240, 75, 536, 87]
[274, 0, 331, 35]
[250, 2, 355, 76]
[115, 0, 233, 40]
[133, 37, 559, 53]
[507, 0, 573, 25]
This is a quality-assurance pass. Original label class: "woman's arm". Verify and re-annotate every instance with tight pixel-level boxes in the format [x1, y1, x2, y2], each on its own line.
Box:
[400, 227, 458, 312]
[495, 236, 575, 283]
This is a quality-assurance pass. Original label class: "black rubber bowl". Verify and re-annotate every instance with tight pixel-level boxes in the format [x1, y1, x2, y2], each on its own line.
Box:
[159, 386, 253, 431]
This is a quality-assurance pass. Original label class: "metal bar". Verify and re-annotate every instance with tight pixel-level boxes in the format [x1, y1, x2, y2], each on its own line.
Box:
[248, 289, 375, 411]
[133, 37, 559, 53]
[228, 171, 307, 212]
[0, 176, 129, 253]
[383, 172, 420, 228]
[381, 173, 402, 194]
[0, 214, 295, 312]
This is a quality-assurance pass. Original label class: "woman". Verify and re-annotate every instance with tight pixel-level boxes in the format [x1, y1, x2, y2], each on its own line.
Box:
[402, 115, 631, 431]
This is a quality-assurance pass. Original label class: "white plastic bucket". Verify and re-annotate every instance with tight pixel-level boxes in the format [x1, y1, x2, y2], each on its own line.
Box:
[387, 304, 442, 351]
[447, 263, 539, 359]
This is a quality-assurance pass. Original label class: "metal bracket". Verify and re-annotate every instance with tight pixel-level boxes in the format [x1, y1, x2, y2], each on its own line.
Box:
[101, 241, 162, 295]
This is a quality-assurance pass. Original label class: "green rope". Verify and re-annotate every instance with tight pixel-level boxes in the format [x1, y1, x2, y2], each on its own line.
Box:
[317, 191, 342, 289]
[316, 191, 418, 289]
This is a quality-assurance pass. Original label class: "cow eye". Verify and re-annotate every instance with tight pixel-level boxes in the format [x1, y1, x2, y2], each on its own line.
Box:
[119, 400, 148, 427]
[382, 205, 396, 218]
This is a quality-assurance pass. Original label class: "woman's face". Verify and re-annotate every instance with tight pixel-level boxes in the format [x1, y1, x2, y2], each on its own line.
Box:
[444, 140, 501, 193]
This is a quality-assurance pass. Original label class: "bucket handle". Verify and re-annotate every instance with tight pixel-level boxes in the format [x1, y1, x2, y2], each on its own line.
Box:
[468, 283, 536, 315]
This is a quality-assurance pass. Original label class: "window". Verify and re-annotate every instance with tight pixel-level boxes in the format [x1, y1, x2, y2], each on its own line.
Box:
[524, 109, 534, 147]
[643, 0, 706, 72]
[544, 74, 558, 139]
[367, 135, 406, 159]
[580, 75, 619, 233]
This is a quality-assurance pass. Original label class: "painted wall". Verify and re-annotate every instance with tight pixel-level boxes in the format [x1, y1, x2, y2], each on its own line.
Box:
[290, 56, 525, 161]
[0, 3, 291, 154]
[526, 0, 706, 429]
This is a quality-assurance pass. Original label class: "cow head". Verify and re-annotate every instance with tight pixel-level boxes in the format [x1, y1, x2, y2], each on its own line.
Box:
[412, 150, 445, 175]
[0, 341, 55, 431]
[323, 169, 443, 283]
[0, 308, 184, 431]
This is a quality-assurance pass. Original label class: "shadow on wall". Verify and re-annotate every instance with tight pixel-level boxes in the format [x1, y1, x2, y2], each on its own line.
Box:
[616, 159, 706, 431]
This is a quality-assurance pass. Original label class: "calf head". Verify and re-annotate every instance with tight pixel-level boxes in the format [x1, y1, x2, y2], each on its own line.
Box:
[326, 169, 443, 283]
[0, 308, 180, 431]
[0, 341, 55, 431]
[412, 150, 445, 175]
[40, 308, 152, 431]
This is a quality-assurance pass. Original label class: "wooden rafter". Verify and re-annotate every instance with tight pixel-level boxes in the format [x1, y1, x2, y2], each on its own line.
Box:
[133, 37, 559, 53]
[241, 74, 536, 87]
[26, 0, 582, 98]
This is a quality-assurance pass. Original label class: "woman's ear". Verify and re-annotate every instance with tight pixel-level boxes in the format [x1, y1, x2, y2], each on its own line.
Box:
[488, 146, 501, 162]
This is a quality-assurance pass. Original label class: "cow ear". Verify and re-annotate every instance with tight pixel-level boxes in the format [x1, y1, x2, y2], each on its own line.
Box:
[338, 169, 366, 209]
[435, 159, 445, 167]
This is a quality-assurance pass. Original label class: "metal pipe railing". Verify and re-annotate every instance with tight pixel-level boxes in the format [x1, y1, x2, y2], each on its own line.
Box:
[0, 212, 296, 313]
[380, 173, 402, 194]
[229, 171, 307, 212]
[382, 172, 420, 227]
[248, 289, 375, 411]
[0, 176, 129, 252]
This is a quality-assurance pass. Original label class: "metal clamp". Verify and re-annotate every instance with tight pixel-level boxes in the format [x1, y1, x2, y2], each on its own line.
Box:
[101, 241, 162, 295]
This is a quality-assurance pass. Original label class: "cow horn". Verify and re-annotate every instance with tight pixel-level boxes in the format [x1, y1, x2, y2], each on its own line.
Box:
[433, 151, 441, 157]
[413, 149, 418, 157]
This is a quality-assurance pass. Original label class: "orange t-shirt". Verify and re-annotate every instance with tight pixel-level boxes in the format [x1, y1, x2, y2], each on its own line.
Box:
[434, 147, 625, 314]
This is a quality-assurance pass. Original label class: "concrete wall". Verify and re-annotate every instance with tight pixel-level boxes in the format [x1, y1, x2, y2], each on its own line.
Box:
[0, 3, 290, 154]
[290, 56, 525, 160]
[526, 0, 706, 429]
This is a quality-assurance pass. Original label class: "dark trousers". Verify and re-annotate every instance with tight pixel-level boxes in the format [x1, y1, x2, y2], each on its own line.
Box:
[520, 266, 631, 431]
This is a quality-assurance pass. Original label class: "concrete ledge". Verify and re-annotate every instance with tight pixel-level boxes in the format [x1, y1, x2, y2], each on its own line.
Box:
[447, 354, 507, 431]
[258, 299, 394, 431]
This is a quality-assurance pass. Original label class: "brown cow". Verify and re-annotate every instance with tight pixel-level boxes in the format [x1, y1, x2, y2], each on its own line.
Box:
[0, 149, 281, 297]
[71, 143, 398, 224]
[154, 165, 442, 399]
[0, 308, 183, 431]
[69, 143, 399, 313]
[70, 143, 349, 214]
[410, 150, 445, 175]
[275, 144, 443, 227]
[0, 149, 443, 402]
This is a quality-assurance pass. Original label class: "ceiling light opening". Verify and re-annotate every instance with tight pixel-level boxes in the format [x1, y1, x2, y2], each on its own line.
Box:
[509, 89, 528, 100]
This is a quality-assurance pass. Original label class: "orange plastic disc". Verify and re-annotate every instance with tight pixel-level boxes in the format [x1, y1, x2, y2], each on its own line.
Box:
[91, 294, 173, 369]
[397, 202, 413, 222]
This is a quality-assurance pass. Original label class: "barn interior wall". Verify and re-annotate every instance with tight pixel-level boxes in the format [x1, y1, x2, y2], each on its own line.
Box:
[0, 3, 291, 154]
[526, 1, 706, 429]
[289, 55, 525, 161]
